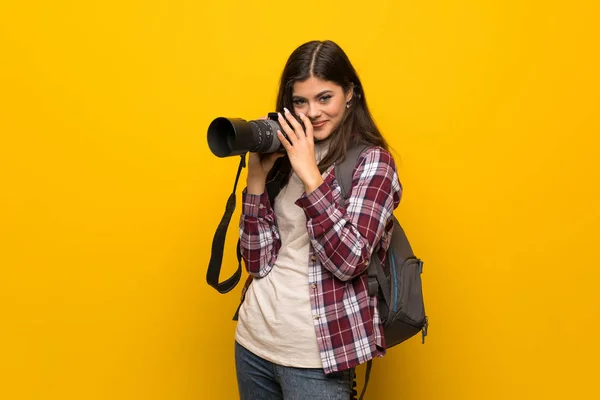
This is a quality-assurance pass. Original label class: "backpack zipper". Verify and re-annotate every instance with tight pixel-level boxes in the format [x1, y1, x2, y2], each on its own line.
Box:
[391, 250, 398, 312]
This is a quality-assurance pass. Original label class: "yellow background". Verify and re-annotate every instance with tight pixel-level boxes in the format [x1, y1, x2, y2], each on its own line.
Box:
[1, 1, 599, 399]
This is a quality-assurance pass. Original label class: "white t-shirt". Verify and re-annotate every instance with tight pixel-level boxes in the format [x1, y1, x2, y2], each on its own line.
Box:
[235, 144, 329, 367]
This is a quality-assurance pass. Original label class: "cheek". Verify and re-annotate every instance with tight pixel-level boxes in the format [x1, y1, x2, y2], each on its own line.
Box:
[326, 101, 344, 118]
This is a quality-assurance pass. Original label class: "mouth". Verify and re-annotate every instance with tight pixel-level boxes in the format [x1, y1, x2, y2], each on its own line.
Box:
[312, 120, 327, 129]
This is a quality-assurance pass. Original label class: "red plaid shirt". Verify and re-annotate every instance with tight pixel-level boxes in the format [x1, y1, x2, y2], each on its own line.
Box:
[239, 146, 402, 374]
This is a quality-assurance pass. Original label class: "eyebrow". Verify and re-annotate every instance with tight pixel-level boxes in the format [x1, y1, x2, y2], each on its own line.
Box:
[292, 90, 334, 100]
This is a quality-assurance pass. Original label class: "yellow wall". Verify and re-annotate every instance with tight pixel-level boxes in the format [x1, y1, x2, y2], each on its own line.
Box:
[1, 1, 599, 399]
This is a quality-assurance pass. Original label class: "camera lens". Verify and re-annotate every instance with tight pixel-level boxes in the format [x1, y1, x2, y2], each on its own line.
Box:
[207, 117, 284, 157]
[207, 118, 238, 157]
[248, 120, 282, 154]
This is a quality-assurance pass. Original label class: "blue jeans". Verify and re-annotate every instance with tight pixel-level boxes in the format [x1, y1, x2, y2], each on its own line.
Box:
[235, 341, 355, 400]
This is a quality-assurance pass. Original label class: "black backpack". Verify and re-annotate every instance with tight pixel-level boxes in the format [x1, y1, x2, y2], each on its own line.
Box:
[335, 144, 428, 399]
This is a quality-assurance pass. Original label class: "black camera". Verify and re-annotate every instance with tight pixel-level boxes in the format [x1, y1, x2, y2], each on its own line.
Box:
[208, 112, 300, 158]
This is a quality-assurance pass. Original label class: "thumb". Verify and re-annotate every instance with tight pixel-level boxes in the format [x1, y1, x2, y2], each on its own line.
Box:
[262, 152, 285, 170]
[267, 152, 285, 162]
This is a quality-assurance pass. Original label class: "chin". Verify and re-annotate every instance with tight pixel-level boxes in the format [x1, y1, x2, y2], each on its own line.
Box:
[313, 130, 333, 141]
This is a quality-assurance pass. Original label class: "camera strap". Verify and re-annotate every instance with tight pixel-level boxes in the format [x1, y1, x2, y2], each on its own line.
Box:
[206, 154, 246, 294]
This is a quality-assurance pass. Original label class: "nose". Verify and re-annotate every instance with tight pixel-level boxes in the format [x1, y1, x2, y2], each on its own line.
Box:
[307, 102, 321, 119]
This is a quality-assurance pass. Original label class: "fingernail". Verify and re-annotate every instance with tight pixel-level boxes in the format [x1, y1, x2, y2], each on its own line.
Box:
[298, 112, 305, 118]
[278, 112, 283, 119]
[283, 107, 290, 114]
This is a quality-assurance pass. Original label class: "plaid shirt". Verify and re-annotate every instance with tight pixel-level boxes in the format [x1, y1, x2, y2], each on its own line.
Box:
[239, 146, 402, 374]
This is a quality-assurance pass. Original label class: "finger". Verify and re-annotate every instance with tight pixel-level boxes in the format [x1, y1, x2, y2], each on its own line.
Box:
[297, 112, 313, 143]
[283, 107, 305, 139]
[277, 112, 296, 145]
[277, 129, 293, 153]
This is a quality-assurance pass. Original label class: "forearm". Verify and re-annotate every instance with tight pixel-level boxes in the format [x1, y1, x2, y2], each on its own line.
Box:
[298, 182, 391, 281]
[296, 147, 401, 281]
[239, 189, 280, 277]
[246, 174, 266, 195]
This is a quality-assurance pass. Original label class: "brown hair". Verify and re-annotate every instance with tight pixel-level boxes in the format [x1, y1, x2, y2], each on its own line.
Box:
[275, 40, 389, 172]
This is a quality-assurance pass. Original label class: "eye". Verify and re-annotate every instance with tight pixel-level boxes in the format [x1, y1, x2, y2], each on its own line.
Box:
[292, 98, 306, 106]
[319, 95, 332, 103]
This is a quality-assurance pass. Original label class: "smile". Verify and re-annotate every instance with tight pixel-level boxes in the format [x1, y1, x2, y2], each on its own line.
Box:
[312, 121, 327, 128]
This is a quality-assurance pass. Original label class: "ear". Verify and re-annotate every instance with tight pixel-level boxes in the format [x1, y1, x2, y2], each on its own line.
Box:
[345, 82, 354, 103]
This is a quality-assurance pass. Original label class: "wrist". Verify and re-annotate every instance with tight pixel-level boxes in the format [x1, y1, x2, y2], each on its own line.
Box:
[247, 176, 266, 195]
[303, 173, 324, 195]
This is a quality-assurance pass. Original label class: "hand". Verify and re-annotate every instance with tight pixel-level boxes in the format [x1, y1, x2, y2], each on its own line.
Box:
[246, 116, 285, 195]
[246, 152, 284, 194]
[276, 108, 324, 194]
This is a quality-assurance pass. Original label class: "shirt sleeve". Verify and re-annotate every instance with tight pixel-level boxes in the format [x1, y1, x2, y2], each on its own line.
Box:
[238, 188, 280, 278]
[295, 147, 402, 281]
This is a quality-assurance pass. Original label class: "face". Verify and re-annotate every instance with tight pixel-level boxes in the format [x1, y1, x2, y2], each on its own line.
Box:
[291, 76, 352, 141]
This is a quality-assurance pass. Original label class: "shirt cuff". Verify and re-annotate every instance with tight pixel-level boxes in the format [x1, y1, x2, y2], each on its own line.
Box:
[242, 189, 271, 218]
[295, 180, 335, 219]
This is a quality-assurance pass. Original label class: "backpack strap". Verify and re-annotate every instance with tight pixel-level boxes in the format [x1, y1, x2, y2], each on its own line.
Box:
[358, 360, 372, 400]
[334, 144, 388, 297]
[335, 144, 370, 204]
[334, 144, 380, 400]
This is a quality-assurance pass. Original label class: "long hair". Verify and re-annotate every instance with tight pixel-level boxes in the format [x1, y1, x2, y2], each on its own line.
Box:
[275, 40, 389, 173]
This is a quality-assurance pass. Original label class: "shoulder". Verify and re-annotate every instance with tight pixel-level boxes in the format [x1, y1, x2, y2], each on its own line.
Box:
[356, 146, 397, 173]
[355, 146, 402, 194]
